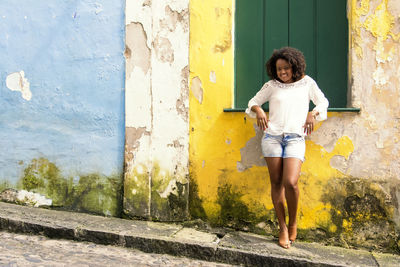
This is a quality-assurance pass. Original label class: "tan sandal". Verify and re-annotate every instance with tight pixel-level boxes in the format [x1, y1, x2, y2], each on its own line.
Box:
[289, 225, 297, 244]
[278, 228, 290, 249]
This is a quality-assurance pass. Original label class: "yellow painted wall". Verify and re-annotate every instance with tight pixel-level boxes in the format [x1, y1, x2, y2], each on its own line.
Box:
[189, 0, 400, 253]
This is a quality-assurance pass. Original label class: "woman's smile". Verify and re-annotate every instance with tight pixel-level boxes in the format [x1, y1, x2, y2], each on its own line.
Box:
[276, 59, 293, 83]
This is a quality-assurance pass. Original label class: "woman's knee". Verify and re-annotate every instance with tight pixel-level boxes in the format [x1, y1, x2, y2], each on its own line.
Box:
[270, 175, 283, 187]
[284, 179, 298, 191]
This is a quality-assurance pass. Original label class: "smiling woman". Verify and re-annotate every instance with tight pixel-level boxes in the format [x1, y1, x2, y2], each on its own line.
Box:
[275, 60, 293, 84]
[246, 46, 328, 248]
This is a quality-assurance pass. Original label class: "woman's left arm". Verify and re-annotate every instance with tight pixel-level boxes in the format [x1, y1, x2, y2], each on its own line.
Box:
[309, 82, 329, 121]
[304, 110, 319, 134]
[304, 81, 329, 134]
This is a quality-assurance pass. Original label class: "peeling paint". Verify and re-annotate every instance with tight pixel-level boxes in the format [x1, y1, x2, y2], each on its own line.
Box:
[167, 140, 184, 148]
[124, 127, 150, 168]
[153, 36, 174, 63]
[176, 65, 189, 122]
[330, 155, 349, 173]
[191, 76, 203, 104]
[350, 0, 372, 58]
[209, 70, 216, 83]
[6, 71, 31, 101]
[237, 124, 266, 172]
[125, 22, 151, 76]
[364, 0, 394, 40]
[213, 7, 232, 53]
[143, 0, 151, 7]
[94, 3, 103, 14]
[157, 178, 179, 198]
[363, 0, 398, 65]
[161, 6, 189, 33]
[373, 65, 389, 85]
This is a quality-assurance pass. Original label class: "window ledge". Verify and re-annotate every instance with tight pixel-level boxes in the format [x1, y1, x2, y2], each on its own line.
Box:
[223, 107, 361, 112]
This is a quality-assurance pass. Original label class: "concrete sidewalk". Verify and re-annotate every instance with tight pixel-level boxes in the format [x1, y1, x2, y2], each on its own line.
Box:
[0, 202, 398, 267]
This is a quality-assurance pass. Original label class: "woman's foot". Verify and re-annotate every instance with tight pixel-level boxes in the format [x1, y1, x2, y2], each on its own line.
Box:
[278, 227, 290, 249]
[289, 224, 297, 244]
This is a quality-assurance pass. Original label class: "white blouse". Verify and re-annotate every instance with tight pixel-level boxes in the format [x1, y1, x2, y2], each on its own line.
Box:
[246, 75, 329, 136]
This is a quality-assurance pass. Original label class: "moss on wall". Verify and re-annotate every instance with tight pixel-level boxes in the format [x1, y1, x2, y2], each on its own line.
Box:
[123, 165, 150, 219]
[150, 163, 188, 221]
[19, 158, 72, 206]
[188, 164, 207, 220]
[216, 184, 255, 228]
[124, 163, 189, 221]
[321, 177, 400, 253]
[14, 157, 123, 217]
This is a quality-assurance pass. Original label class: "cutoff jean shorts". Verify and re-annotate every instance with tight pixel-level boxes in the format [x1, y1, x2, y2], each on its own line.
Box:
[261, 133, 305, 162]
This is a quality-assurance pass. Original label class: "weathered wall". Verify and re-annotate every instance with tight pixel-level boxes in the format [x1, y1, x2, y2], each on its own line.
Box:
[1, 0, 398, 253]
[0, 0, 125, 216]
[124, 0, 189, 221]
[189, 0, 400, 253]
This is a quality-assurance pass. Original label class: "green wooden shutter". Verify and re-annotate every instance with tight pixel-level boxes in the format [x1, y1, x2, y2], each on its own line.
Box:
[235, 0, 264, 109]
[315, 0, 348, 108]
[235, 0, 348, 108]
[264, 0, 289, 84]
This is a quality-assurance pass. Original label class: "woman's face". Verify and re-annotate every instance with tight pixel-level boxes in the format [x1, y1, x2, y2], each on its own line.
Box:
[276, 59, 293, 83]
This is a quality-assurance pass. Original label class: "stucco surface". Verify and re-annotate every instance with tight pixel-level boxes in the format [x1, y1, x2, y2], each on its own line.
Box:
[0, 0, 125, 216]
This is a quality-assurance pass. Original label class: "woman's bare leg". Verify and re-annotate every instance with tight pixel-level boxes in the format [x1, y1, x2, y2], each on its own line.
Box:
[265, 157, 289, 248]
[282, 158, 302, 242]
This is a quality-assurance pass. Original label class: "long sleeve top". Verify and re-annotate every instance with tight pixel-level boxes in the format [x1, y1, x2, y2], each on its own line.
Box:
[245, 75, 329, 136]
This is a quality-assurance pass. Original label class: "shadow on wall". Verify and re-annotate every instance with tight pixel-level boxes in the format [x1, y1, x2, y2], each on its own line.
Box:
[0, 157, 123, 217]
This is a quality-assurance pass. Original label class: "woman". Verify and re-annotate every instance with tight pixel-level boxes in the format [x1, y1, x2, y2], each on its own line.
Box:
[246, 47, 329, 249]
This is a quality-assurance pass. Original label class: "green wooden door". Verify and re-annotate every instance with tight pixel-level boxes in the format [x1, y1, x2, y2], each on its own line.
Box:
[235, 0, 348, 109]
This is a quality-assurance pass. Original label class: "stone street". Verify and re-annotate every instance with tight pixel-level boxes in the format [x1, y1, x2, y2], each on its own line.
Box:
[0, 231, 235, 267]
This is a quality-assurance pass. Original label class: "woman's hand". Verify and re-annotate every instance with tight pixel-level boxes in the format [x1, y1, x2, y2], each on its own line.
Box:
[253, 106, 268, 131]
[304, 111, 318, 135]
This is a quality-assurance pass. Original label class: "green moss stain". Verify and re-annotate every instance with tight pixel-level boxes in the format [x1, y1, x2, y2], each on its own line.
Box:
[19, 158, 72, 205]
[67, 173, 123, 216]
[123, 162, 188, 221]
[188, 168, 207, 220]
[123, 164, 150, 218]
[17, 157, 123, 217]
[321, 177, 400, 253]
[216, 184, 256, 229]
[150, 164, 188, 221]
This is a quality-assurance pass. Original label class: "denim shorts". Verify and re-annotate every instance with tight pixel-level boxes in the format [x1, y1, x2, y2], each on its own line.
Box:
[261, 133, 305, 161]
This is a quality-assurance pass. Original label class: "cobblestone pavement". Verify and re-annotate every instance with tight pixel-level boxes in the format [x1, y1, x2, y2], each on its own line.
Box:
[0, 231, 236, 267]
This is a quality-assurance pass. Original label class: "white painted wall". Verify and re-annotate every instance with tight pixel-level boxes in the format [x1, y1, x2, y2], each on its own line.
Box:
[124, 0, 189, 220]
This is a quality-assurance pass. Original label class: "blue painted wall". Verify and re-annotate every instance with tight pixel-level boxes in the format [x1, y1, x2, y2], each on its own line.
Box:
[0, 0, 125, 214]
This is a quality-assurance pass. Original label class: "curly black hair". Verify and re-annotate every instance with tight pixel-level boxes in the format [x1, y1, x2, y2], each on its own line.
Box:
[266, 47, 306, 82]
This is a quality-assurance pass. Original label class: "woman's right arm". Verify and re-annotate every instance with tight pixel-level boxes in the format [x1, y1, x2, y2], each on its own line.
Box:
[251, 105, 268, 130]
[245, 83, 271, 130]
